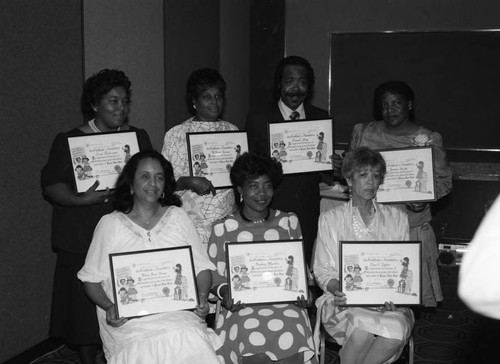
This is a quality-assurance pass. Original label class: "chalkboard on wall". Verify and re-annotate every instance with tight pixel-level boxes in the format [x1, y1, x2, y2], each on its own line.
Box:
[330, 30, 500, 150]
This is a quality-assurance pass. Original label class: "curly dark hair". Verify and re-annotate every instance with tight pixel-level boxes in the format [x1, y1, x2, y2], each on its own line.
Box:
[81, 69, 132, 120]
[274, 55, 315, 101]
[186, 68, 226, 113]
[230, 152, 283, 208]
[373, 81, 415, 121]
[113, 150, 181, 213]
[342, 147, 387, 184]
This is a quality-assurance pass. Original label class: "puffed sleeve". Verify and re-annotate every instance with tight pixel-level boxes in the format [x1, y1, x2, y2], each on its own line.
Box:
[161, 126, 186, 181]
[347, 123, 367, 152]
[313, 210, 340, 292]
[429, 131, 453, 200]
[176, 208, 216, 274]
[77, 214, 118, 283]
[459, 195, 500, 320]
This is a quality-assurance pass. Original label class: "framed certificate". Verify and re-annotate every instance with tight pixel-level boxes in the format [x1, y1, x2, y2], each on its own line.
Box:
[225, 240, 308, 305]
[268, 118, 333, 175]
[377, 147, 436, 203]
[67, 131, 139, 194]
[109, 246, 198, 319]
[186, 131, 248, 188]
[339, 241, 422, 306]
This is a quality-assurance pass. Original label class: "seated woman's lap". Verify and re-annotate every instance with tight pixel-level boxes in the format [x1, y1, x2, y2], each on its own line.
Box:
[324, 306, 413, 346]
[215, 304, 315, 363]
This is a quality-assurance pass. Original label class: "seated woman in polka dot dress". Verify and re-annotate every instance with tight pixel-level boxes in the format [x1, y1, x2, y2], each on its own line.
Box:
[209, 153, 317, 364]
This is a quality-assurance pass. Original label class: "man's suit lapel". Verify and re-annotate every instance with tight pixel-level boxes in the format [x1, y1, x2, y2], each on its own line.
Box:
[272, 105, 285, 122]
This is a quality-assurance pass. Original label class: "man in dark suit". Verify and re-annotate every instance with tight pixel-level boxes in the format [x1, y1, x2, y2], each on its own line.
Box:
[246, 55, 330, 263]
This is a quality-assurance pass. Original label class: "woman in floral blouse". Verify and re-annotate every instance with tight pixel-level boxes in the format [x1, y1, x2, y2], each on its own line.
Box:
[162, 68, 238, 249]
[347, 80, 453, 307]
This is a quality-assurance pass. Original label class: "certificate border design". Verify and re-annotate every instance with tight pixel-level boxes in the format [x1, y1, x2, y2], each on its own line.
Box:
[109, 246, 198, 319]
[268, 118, 334, 175]
[67, 130, 139, 194]
[339, 241, 422, 306]
[225, 240, 309, 305]
[377, 146, 436, 203]
[186, 131, 248, 189]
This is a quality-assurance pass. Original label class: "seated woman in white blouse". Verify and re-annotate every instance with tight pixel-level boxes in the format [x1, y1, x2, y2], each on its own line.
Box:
[78, 151, 220, 364]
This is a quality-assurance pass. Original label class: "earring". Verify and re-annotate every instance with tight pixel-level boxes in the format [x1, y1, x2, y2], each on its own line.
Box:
[130, 188, 134, 196]
[240, 194, 243, 203]
[160, 192, 165, 199]
[193, 104, 197, 110]
[348, 185, 352, 200]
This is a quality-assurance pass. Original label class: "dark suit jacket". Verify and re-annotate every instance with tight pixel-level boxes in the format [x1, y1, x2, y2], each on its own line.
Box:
[246, 103, 330, 263]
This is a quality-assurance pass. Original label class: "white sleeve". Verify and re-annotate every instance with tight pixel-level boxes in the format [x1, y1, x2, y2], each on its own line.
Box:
[176, 208, 216, 274]
[458, 194, 500, 319]
[313, 210, 340, 292]
[397, 209, 410, 240]
[77, 214, 117, 283]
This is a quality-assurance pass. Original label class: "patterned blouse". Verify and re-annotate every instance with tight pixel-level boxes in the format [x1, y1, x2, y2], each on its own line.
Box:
[161, 117, 238, 247]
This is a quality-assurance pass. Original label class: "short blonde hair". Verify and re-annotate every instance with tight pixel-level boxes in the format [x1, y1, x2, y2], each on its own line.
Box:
[342, 147, 386, 184]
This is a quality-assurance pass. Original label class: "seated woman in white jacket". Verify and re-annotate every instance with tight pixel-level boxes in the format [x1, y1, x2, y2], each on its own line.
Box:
[313, 147, 414, 364]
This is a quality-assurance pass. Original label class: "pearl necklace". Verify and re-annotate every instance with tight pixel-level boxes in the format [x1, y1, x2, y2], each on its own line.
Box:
[88, 119, 121, 133]
[239, 208, 271, 224]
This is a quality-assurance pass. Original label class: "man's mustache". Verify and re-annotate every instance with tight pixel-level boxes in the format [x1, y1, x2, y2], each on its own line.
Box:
[284, 91, 306, 98]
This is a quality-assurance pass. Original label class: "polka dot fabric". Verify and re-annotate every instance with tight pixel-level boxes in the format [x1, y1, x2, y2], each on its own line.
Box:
[208, 210, 316, 363]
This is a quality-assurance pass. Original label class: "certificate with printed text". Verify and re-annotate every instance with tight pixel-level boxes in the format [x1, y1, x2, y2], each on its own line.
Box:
[377, 147, 435, 203]
[226, 240, 308, 305]
[67, 131, 139, 194]
[340, 241, 422, 306]
[186, 131, 248, 188]
[110, 246, 198, 319]
[268, 119, 333, 175]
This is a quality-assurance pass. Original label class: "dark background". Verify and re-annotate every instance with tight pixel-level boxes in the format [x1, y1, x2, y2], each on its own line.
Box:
[330, 31, 500, 149]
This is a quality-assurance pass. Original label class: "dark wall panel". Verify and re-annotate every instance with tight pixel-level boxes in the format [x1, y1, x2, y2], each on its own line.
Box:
[164, 0, 220, 132]
[249, 0, 285, 112]
[330, 31, 500, 149]
[0, 0, 83, 360]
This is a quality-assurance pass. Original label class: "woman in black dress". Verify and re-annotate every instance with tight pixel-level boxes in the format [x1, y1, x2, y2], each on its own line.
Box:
[41, 69, 152, 363]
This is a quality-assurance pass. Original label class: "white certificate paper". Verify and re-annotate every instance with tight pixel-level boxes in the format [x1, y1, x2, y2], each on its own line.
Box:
[187, 131, 248, 188]
[340, 241, 422, 306]
[268, 119, 333, 174]
[67, 131, 139, 193]
[110, 246, 198, 318]
[377, 147, 435, 203]
[226, 240, 308, 305]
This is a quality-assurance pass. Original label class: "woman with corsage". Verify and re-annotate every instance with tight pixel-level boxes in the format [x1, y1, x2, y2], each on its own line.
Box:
[208, 153, 317, 364]
[161, 68, 238, 249]
[313, 147, 414, 364]
[78, 151, 220, 364]
[347, 81, 452, 307]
